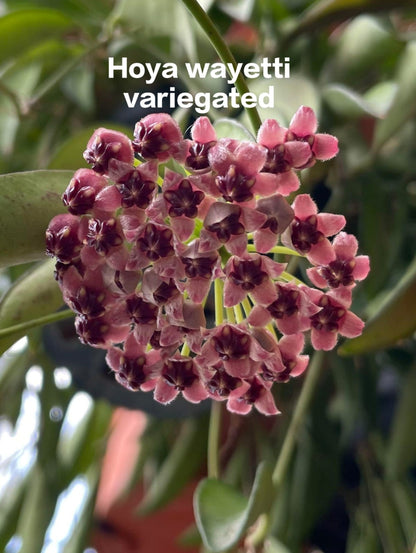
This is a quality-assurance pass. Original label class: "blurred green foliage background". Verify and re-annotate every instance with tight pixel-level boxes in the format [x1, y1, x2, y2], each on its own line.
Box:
[0, 0, 416, 552]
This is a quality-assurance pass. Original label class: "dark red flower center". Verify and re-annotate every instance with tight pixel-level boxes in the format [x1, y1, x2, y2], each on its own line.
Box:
[85, 218, 123, 255]
[132, 122, 169, 159]
[207, 368, 240, 397]
[267, 285, 299, 319]
[216, 165, 255, 203]
[46, 225, 82, 264]
[116, 355, 147, 391]
[186, 141, 216, 172]
[291, 215, 323, 253]
[229, 257, 268, 291]
[137, 223, 174, 261]
[69, 286, 106, 318]
[321, 259, 355, 288]
[181, 252, 217, 279]
[162, 358, 197, 390]
[213, 325, 250, 360]
[262, 145, 290, 174]
[163, 179, 205, 218]
[116, 170, 156, 209]
[75, 315, 110, 346]
[310, 296, 345, 332]
[126, 296, 158, 325]
[206, 211, 245, 243]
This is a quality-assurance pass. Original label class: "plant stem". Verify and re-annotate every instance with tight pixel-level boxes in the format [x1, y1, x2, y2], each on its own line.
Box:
[272, 350, 324, 488]
[180, 0, 262, 133]
[0, 309, 74, 339]
[207, 400, 222, 479]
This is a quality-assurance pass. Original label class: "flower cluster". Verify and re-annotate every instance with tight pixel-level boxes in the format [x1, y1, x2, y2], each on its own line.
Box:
[46, 108, 369, 415]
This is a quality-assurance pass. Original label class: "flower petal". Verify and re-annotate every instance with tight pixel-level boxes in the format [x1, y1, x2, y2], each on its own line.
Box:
[313, 133, 338, 160]
[289, 106, 318, 136]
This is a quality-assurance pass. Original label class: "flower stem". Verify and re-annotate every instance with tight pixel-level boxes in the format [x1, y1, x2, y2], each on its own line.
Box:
[180, 0, 262, 133]
[214, 278, 224, 325]
[207, 400, 222, 479]
[247, 244, 303, 257]
[272, 350, 324, 488]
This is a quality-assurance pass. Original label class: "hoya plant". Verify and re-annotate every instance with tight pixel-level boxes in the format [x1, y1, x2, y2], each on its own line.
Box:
[0, 1, 416, 553]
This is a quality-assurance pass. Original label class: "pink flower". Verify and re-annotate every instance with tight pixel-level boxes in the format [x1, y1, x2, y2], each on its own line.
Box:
[253, 194, 294, 253]
[45, 214, 83, 264]
[106, 332, 161, 391]
[224, 253, 284, 307]
[185, 116, 217, 173]
[132, 113, 188, 162]
[282, 194, 345, 265]
[257, 118, 312, 195]
[307, 287, 365, 350]
[83, 128, 134, 174]
[150, 355, 208, 404]
[227, 377, 280, 416]
[286, 106, 339, 167]
[62, 169, 107, 215]
[209, 138, 273, 203]
[248, 282, 320, 335]
[307, 231, 370, 289]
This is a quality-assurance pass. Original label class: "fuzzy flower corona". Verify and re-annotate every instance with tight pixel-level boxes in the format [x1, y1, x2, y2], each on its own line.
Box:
[46, 108, 369, 416]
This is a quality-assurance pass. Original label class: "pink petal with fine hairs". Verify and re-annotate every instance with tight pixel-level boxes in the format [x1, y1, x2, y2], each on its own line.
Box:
[261, 257, 286, 279]
[240, 206, 267, 231]
[285, 141, 312, 168]
[339, 311, 364, 338]
[353, 256, 370, 281]
[275, 314, 308, 335]
[253, 172, 279, 197]
[307, 267, 328, 289]
[313, 134, 339, 160]
[307, 238, 336, 265]
[311, 328, 338, 351]
[333, 232, 358, 259]
[105, 347, 121, 372]
[80, 246, 104, 269]
[227, 396, 252, 415]
[124, 332, 145, 357]
[251, 279, 277, 306]
[275, 171, 301, 196]
[290, 355, 309, 377]
[226, 234, 248, 257]
[255, 388, 280, 416]
[133, 323, 156, 346]
[225, 357, 257, 379]
[292, 194, 317, 218]
[154, 379, 179, 404]
[257, 119, 287, 148]
[235, 141, 267, 175]
[253, 228, 278, 253]
[192, 116, 217, 143]
[95, 186, 122, 211]
[185, 277, 212, 304]
[208, 140, 235, 174]
[107, 247, 128, 271]
[224, 280, 247, 307]
[289, 106, 318, 136]
[183, 379, 209, 403]
[247, 305, 272, 327]
[170, 216, 195, 242]
[278, 334, 304, 358]
[317, 213, 346, 236]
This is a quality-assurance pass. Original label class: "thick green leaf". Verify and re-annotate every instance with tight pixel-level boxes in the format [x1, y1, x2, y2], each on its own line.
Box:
[48, 124, 132, 170]
[385, 366, 416, 479]
[138, 418, 208, 514]
[373, 41, 416, 152]
[0, 9, 76, 66]
[323, 84, 381, 118]
[339, 256, 416, 355]
[327, 15, 401, 82]
[241, 75, 320, 127]
[287, 0, 415, 41]
[194, 462, 274, 552]
[0, 477, 28, 552]
[0, 259, 64, 354]
[0, 170, 71, 267]
[110, 0, 196, 61]
[214, 118, 255, 141]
